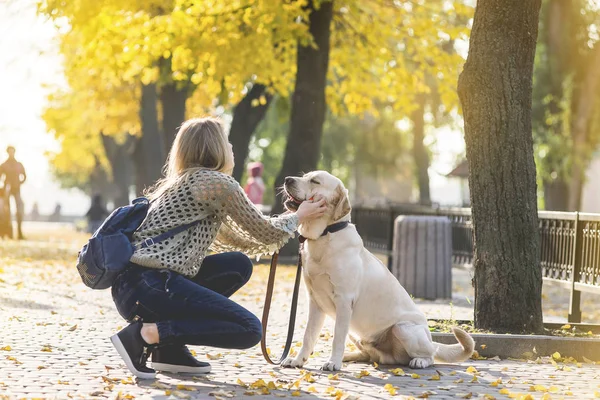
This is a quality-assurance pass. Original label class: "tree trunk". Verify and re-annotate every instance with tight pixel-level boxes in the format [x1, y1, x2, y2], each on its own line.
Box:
[543, 178, 569, 211]
[230, 83, 273, 182]
[135, 83, 165, 195]
[457, 0, 543, 333]
[160, 81, 189, 156]
[272, 0, 333, 214]
[100, 133, 134, 207]
[567, 44, 600, 211]
[411, 94, 431, 205]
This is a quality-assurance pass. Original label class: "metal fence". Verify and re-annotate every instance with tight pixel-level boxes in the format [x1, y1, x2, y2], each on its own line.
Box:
[351, 205, 600, 323]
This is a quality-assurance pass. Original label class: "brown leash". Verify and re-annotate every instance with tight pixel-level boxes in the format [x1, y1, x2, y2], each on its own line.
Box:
[260, 242, 304, 364]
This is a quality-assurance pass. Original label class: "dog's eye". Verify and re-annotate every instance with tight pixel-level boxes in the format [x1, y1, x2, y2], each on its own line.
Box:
[310, 179, 320, 185]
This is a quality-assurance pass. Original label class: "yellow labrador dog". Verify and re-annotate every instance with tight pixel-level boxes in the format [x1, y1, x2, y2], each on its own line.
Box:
[281, 171, 474, 371]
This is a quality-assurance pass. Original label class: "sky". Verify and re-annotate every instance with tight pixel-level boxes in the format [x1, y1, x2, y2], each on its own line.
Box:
[0, 0, 466, 216]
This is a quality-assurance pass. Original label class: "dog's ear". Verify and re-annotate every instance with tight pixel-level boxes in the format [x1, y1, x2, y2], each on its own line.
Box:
[332, 184, 351, 221]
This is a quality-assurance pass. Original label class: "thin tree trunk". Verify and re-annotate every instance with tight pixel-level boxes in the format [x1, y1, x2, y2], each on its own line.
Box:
[136, 83, 165, 195]
[272, 0, 333, 214]
[160, 81, 189, 155]
[411, 94, 431, 205]
[567, 45, 600, 211]
[100, 133, 134, 207]
[543, 179, 569, 211]
[457, 0, 543, 333]
[230, 84, 273, 182]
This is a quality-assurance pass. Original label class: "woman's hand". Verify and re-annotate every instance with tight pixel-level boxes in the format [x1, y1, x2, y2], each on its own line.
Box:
[296, 196, 327, 224]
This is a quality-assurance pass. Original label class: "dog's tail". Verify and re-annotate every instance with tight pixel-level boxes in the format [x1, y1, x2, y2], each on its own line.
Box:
[433, 327, 475, 363]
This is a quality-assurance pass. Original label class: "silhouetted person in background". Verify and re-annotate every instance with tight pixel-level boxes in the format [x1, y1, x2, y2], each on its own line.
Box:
[244, 161, 265, 205]
[86, 194, 108, 233]
[0, 146, 26, 239]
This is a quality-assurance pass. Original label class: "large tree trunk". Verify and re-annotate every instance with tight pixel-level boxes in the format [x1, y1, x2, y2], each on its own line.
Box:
[230, 84, 273, 182]
[135, 83, 165, 195]
[160, 81, 189, 155]
[272, 0, 333, 214]
[457, 0, 543, 333]
[411, 94, 431, 205]
[100, 133, 134, 207]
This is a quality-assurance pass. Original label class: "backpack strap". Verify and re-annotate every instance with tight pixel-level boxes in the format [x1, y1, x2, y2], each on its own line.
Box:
[137, 220, 202, 250]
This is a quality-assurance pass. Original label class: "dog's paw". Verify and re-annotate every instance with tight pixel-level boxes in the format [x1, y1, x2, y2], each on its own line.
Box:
[321, 360, 342, 371]
[409, 357, 434, 369]
[281, 357, 305, 368]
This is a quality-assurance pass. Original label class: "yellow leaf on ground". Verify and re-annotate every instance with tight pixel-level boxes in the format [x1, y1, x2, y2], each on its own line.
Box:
[541, 394, 552, 400]
[466, 366, 478, 374]
[307, 386, 318, 393]
[552, 352, 561, 361]
[389, 368, 405, 376]
[499, 388, 510, 395]
[355, 370, 370, 378]
[454, 378, 464, 384]
[411, 373, 421, 379]
[384, 383, 397, 396]
[481, 344, 487, 349]
[68, 324, 78, 331]
[429, 374, 440, 381]
[206, 353, 223, 360]
[0, 346, 11, 351]
[328, 373, 340, 380]
[236, 379, 248, 388]
[291, 391, 301, 397]
[561, 324, 571, 330]
[176, 385, 196, 391]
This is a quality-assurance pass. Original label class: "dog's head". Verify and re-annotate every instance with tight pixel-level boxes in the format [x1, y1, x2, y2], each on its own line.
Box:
[283, 171, 351, 239]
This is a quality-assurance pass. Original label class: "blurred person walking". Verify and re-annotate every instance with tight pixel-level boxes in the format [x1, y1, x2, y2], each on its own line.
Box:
[0, 146, 27, 240]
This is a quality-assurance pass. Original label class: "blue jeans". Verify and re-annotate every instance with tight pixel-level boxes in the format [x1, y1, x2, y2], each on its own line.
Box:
[111, 252, 262, 349]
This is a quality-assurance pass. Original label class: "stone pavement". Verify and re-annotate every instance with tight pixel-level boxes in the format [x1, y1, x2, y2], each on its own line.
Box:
[1, 225, 600, 399]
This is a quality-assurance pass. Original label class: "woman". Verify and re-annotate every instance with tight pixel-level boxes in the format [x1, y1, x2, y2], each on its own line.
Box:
[110, 117, 326, 379]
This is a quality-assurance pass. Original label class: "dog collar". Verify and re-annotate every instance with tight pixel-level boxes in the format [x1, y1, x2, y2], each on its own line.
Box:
[299, 221, 349, 243]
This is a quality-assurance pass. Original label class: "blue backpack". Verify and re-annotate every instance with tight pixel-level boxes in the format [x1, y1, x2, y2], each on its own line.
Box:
[76, 197, 199, 289]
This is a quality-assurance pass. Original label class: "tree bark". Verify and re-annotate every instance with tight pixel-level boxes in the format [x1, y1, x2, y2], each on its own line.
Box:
[411, 94, 431, 205]
[457, 0, 543, 333]
[160, 81, 189, 156]
[272, 0, 333, 214]
[100, 133, 134, 207]
[230, 83, 273, 182]
[135, 83, 165, 195]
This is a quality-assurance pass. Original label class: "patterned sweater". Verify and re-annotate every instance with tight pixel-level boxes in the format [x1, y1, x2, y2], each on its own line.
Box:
[130, 169, 298, 277]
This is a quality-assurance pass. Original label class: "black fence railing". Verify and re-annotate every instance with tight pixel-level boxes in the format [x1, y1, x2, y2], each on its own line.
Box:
[351, 205, 600, 323]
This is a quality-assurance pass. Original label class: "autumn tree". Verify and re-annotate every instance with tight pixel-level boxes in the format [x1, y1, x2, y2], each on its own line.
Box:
[533, 0, 600, 211]
[457, 0, 543, 333]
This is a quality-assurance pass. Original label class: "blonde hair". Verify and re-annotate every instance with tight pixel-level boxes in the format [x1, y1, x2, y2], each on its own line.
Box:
[145, 117, 233, 200]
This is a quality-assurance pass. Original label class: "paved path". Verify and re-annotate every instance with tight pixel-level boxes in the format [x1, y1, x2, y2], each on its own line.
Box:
[1, 230, 599, 399]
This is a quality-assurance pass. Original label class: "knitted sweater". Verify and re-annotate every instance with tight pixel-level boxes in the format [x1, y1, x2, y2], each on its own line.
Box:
[129, 169, 298, 277]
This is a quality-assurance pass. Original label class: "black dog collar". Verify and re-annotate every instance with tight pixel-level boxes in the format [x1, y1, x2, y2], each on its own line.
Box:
[299, 221, 349, 243]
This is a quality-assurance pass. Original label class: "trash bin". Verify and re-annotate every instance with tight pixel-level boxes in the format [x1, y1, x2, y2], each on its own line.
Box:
[391, 215, 452, 300]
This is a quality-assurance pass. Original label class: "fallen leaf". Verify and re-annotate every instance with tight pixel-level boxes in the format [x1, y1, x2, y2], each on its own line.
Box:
[453, 379, 464, 384]
[37, 366, 46, 370]
[561, 324, 571, 330]
[481, 344, 487, 350]
[41, 345, 53, 352]
[68, 324, 78, 331]
[207, 353, 223, 360]
[236, 379, 248, 388]
[389, 368, 405, 376]
[411, 373, 421, 379]
[499, 389, 510, 395]
[466, 366, 477, 374]
[172, 391, 191, 399]
[355, 370, 370, 378]
[208, 390, 235, 398]
[384, 383, 397, 396]
[429, 374, 440, 381]
[328, 373, 340, 380]
[552, 352, 561, 361]
[307, 386, 318, 393]
[438, 386, 457, 391]
[151, 382, 170, 390]
[456, 393, 472, 399]
[291, 391, 301, 397]
[0, 346, 11, 351]
[176, 385, 196, 391]
[234, 363, 242, 368]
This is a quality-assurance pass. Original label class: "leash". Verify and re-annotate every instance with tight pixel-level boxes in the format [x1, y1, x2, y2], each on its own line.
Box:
[260, 221, 349, 365]
[260, 244, 303, 364]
